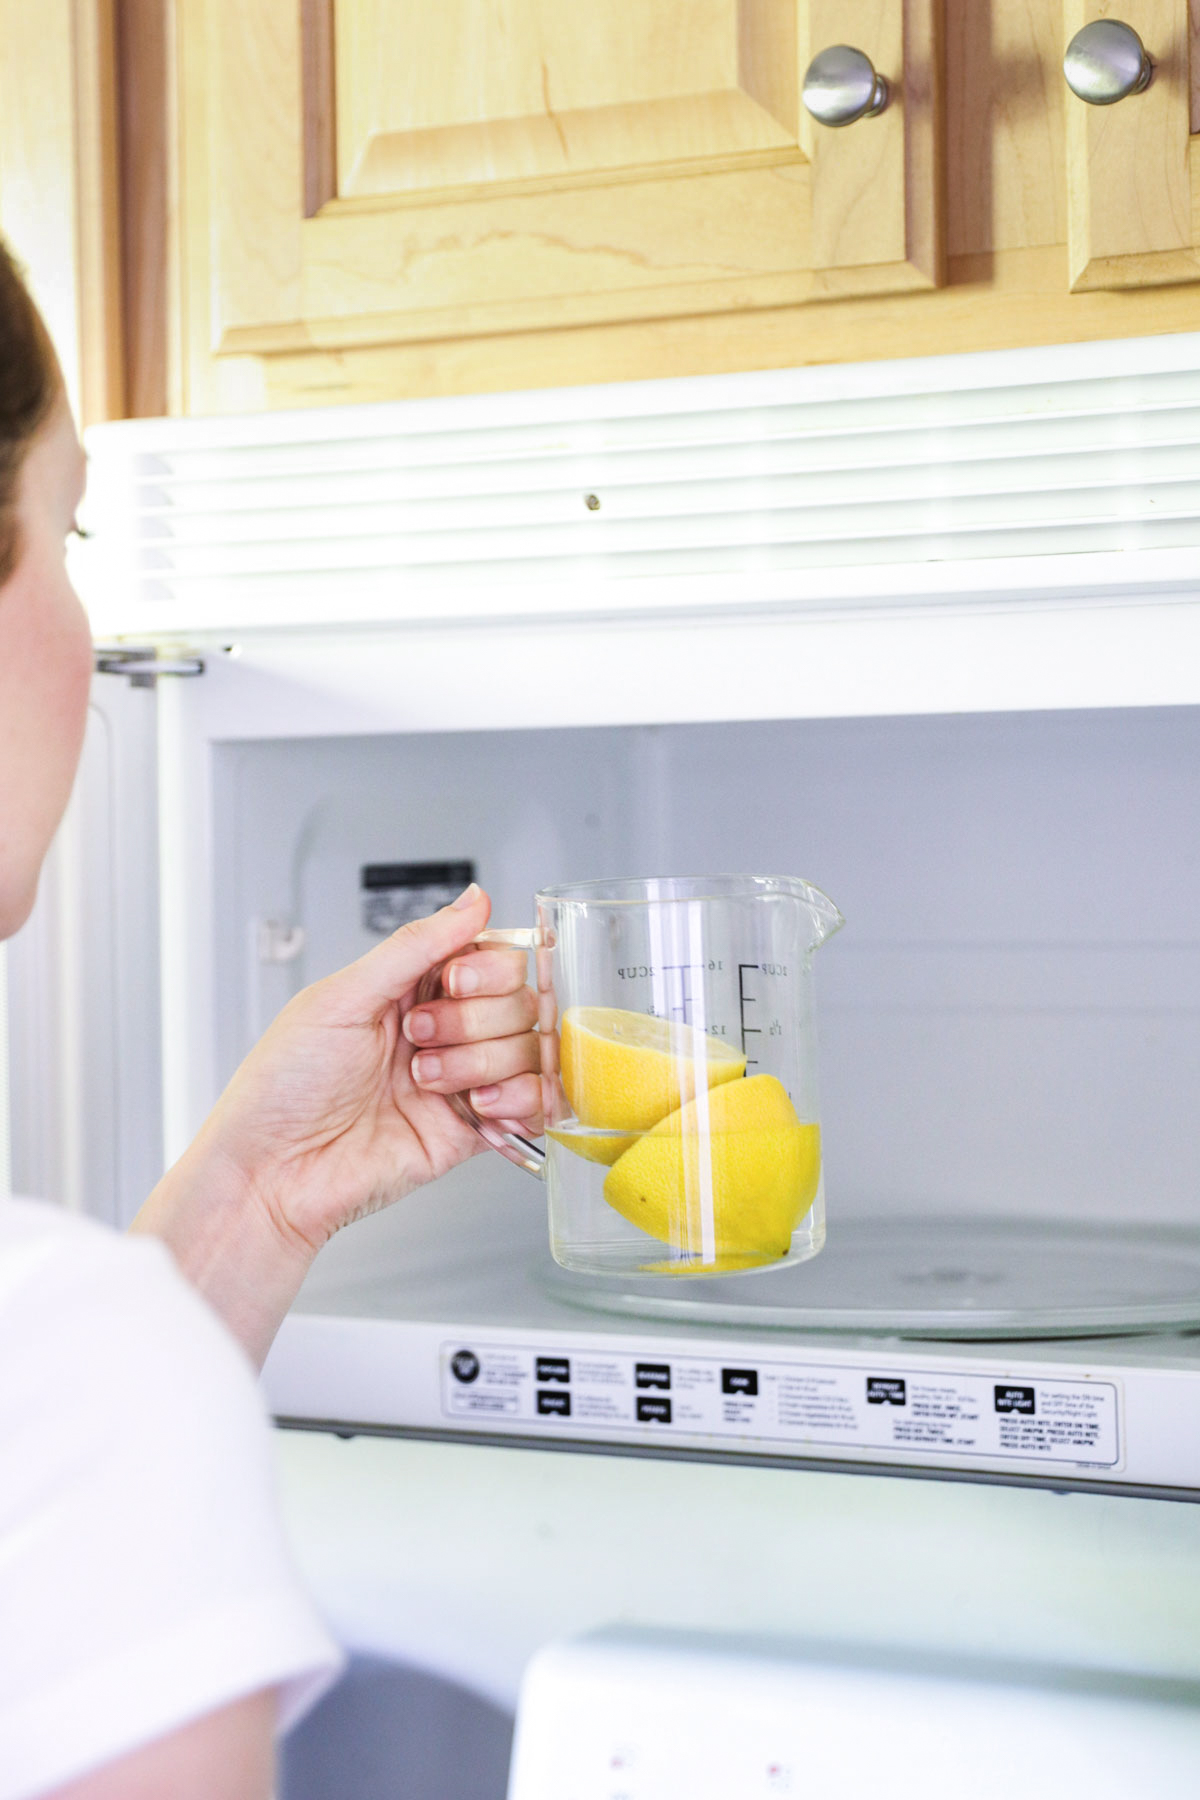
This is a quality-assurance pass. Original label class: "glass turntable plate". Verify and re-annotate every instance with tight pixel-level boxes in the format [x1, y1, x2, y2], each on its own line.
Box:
[542, 1217, 1200, 1340]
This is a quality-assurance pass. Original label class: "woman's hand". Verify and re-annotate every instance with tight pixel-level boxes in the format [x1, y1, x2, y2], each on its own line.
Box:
[194, 882, 541, 1243]
[132, 885, 542, 1365]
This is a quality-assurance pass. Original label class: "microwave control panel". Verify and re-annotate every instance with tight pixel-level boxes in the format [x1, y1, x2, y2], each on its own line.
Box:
[440, 1340, 1121, 1471]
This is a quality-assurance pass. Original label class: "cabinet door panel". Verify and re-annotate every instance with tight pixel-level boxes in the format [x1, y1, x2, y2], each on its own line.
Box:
[335, 0, 795, 199]
[800, 0, 942, 293]
[1065, 0, 1196, 289]
[194, 0, 941, 368]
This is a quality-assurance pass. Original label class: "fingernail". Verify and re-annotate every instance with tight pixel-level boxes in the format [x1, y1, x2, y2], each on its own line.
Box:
[451, 882, 481, 910]
[412, 1054, 442, 1082]
[406, 1010, 435, 1042]
[471, 1085, 500, 1108]
[448, 964, 479, 997]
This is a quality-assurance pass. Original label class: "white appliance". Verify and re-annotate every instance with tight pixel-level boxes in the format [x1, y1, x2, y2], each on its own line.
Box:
[508, 1627, 1200, 1798]
[9, 332, 1200, 1506]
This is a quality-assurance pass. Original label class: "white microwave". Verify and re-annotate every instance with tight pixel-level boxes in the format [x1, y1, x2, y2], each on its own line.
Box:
[10, 333, 1200, 1500]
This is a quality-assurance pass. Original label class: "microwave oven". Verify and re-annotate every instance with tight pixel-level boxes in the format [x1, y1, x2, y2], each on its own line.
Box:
[9, 332, 1200, 1501]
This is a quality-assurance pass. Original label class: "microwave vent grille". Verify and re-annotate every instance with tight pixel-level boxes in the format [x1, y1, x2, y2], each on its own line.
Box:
[76, 334, 1200, 638]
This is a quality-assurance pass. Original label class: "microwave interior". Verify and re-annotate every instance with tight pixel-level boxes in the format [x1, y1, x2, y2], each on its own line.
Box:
[209, 703, 1200, 1342]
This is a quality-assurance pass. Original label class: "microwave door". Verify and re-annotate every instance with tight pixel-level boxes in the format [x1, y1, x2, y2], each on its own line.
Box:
[4, 668, 162, 1228]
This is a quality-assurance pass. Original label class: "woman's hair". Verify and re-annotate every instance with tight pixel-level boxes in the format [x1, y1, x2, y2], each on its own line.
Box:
[0, 239, 62, 581]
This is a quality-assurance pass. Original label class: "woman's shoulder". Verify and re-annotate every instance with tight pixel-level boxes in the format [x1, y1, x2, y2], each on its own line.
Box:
[0, 1192, 159, 1314]
[0, 1191, 260, 1405]
[0, 1189, 111, 1250]
[0, 1196, 344, 1791]
[0, 1192, 280, 1602]
[1, 1189, 158, 1269]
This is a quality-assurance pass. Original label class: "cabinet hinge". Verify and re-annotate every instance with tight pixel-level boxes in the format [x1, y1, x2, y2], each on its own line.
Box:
[93, 645, 206, 687]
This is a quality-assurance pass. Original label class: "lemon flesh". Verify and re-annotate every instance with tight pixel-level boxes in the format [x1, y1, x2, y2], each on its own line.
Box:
[602, 1073, 820, 1261]
[559, 1005, 746, 1135]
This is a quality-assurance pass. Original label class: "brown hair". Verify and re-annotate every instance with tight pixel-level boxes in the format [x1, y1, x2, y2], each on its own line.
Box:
[0, 239, 62, 582]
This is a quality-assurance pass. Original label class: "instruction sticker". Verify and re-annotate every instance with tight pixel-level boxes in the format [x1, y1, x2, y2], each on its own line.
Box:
[440, 1342, 1120, 1468]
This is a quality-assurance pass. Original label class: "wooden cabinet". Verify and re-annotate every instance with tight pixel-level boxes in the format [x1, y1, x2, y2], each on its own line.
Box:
[0, 0, 123, 425]
[162, 1, 1200, 412]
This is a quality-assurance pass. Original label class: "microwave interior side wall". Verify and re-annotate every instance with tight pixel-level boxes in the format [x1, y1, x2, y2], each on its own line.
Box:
[210, 705, 1200, 1278]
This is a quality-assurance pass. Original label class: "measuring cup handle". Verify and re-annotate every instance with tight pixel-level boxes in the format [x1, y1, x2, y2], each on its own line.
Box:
[414, 927, 547, 1179]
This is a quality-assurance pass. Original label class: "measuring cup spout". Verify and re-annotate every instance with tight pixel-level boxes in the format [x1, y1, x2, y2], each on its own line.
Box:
[795, 879, 844, 949]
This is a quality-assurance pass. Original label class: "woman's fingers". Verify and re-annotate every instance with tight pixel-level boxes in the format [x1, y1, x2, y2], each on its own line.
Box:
[467, 1072, 543, 1129]
[404, 949, 542, 1120]
[443, 947, 529, 999]
[403, 985, 537, 1051]
[410, 1028, 539, 1095]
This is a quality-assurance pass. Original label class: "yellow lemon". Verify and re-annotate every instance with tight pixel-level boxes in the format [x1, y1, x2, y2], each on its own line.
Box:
[602, 1073, 820, 1260]
[559, 1006, 746, 1135]
[545, 1124, 636, 1168]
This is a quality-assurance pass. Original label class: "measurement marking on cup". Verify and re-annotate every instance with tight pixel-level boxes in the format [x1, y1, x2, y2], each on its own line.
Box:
[738, 963, 761, 1065]
[660, 961, 694, 1023]
[626, 960, 726, 1026]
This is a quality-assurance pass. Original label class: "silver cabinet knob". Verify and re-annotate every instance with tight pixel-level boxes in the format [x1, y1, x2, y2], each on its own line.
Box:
[802, 45, 889, 128]
[1063, 19, 1153, 104]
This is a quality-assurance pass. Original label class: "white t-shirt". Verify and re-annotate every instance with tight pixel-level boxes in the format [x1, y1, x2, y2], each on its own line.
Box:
[0, 1194, 343, 1800]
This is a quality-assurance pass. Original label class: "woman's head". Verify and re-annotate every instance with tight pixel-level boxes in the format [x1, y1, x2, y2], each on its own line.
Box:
[0, 240, 93, 938]
[0, 241, 61, 578]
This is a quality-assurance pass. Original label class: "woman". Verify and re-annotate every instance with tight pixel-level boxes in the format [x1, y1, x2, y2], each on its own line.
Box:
[0, 240, 544, 1799]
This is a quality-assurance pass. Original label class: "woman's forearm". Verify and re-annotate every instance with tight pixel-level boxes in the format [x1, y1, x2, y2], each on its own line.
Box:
[131, 1136, 317, 1371]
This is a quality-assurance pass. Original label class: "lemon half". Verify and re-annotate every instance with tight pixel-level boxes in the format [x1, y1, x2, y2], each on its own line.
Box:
[559, 1005, 746, 1135]
[602, 1073, 820, 1260]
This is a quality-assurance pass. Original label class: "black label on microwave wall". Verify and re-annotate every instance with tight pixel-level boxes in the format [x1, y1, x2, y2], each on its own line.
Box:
[995, 1385, 1036, 1414]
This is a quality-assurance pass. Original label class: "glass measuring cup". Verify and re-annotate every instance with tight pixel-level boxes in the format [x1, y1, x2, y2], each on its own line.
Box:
[428, 875, 843, 1279]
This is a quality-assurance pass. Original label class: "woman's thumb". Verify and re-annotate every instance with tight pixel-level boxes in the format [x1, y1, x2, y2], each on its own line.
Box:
[339, 882, 490, 1011]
